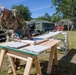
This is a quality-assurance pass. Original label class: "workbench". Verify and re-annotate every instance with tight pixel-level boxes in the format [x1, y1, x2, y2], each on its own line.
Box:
[0, 39, 60, 75]
[0, 31, 63, 75]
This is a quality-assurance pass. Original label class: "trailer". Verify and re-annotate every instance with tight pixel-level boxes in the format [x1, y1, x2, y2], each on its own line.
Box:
[27, 20, 55, 35]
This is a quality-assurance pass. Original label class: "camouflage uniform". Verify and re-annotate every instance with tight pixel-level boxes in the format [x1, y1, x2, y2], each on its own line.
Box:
[1, 9, 30, 39]
[1, 9, 31, 74]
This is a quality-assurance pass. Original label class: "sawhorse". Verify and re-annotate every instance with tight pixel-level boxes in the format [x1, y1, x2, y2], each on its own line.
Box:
[0, 39, 60, 75]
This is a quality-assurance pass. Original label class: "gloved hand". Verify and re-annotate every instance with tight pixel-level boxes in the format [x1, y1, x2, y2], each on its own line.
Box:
[27, 35, 33, 40]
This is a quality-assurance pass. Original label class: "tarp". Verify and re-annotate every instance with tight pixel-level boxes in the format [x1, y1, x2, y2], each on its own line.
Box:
[60, 19, 73, 25]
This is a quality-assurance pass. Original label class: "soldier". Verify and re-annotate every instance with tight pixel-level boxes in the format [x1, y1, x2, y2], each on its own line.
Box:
[2, 9, 32, 39]
[0, 4, 32, 74]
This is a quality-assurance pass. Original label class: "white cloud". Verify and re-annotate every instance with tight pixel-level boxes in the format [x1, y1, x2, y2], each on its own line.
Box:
[31, 5, 50, 12]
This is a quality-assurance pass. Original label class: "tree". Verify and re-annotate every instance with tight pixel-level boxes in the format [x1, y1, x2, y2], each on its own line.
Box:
[12, 4, 32, 21]
[51, 0, 76, 19]
[44, 13, 50, 18]
[34, 13, 51, 21]
[35, 16, 49, 21]
[51, 15, 61, 23]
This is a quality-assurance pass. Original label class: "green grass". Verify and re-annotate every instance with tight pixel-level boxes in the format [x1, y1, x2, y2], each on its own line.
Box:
[0, 31, 76, 75]
[67, 31, 76, 48]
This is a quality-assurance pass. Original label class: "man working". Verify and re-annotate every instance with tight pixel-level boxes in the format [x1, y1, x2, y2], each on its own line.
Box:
[0, 4, 32, 39]
[0, 4, 32, 74]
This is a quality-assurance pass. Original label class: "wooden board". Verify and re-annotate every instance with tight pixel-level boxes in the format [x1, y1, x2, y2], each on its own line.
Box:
[21, 45, 50, 53]
[0, 41, 29, 48]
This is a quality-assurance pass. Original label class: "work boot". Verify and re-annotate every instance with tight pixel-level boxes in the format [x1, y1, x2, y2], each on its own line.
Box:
[8, 67, 13, 74]
[15, 59, 21, 70]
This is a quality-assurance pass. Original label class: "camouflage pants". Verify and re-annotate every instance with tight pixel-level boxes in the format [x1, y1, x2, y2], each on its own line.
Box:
[14, 58, 20, 70]
[8, 58, 20, 70]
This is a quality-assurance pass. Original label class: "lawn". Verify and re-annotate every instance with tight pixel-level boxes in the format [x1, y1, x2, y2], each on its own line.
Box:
[0, 31, 76, 75]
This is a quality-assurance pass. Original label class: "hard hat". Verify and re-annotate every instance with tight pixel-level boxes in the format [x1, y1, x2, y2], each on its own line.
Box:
[0, 4, 2, 6]
[0, 4, 4, 12]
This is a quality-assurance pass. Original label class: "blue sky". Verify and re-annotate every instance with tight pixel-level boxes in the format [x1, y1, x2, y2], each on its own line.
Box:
[0, 0, 56, 18]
